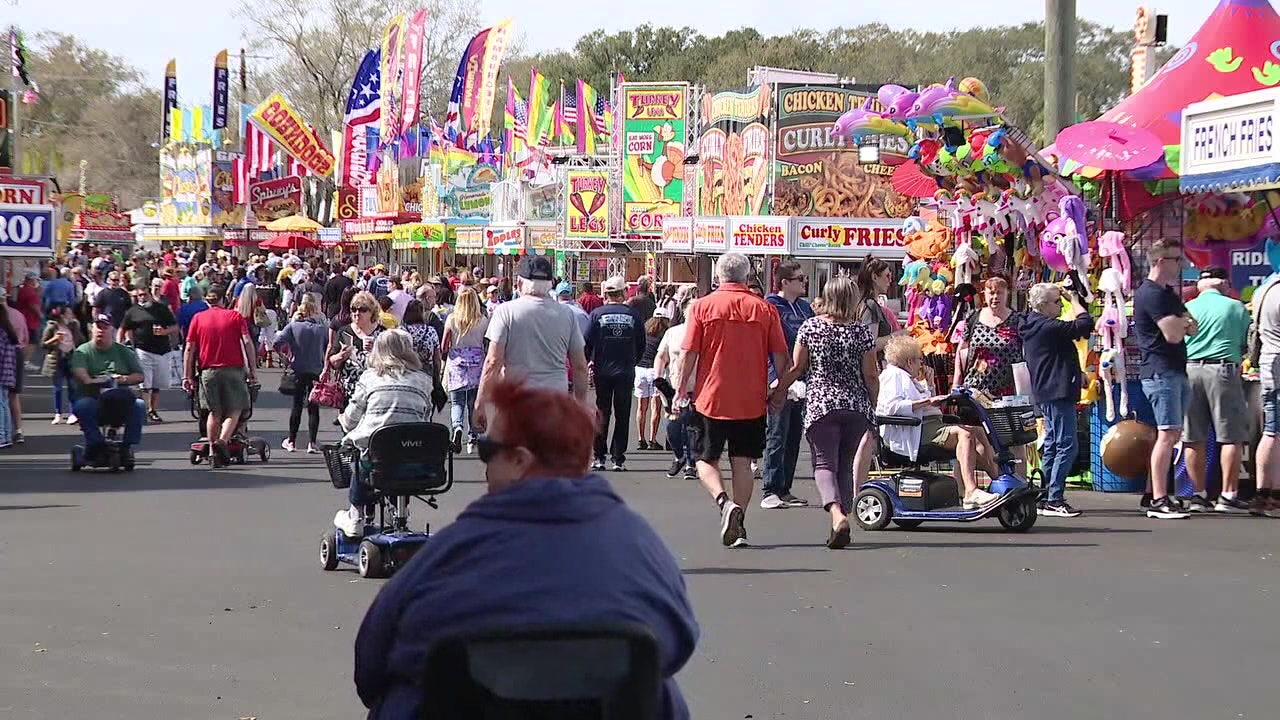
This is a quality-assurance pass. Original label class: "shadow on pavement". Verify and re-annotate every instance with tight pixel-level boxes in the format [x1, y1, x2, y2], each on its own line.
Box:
[752, 541, 1099, 550]
[681, 567, 832, 575]
[0, 503, 78, 510]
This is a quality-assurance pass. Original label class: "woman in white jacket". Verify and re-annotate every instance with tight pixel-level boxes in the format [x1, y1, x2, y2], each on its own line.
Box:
[876, 335, 1001, 509]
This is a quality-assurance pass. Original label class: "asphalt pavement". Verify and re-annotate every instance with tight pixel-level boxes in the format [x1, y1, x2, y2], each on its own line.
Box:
[2, 368, 1279, 720]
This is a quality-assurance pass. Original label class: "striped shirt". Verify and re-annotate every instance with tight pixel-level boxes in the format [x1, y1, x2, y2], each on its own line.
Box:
[339, 369, 433, 451]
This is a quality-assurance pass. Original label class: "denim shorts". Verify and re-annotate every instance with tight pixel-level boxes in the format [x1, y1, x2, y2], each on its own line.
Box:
[1141, 372, 1191, 431]
[1264, 386, 1280, 437]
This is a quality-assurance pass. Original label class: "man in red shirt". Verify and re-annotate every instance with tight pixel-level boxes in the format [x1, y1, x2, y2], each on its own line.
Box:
[183, 283, 256, 467]
[675, 253, 790, 547]
[160, 267, 182, 314]
[578, 282, 604, 314]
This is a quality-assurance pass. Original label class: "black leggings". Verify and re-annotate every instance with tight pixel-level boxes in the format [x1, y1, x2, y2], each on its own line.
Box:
[290, 372, 320, 444]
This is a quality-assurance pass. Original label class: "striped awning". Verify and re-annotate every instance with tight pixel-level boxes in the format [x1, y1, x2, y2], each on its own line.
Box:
[1180, 163, 1280, 194]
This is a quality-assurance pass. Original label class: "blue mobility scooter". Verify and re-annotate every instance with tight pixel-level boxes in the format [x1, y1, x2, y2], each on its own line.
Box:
[70, 387, 142, 473]
[320, 422, 453, 578]
[853, 389, 1040, 532]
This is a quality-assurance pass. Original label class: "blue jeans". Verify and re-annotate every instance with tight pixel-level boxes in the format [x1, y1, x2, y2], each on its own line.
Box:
[1264, 386, 1280, 437]
[762, 400, 804, 498]
[1141, 372, 1190, 431]
[666, 405, 694, 465]
[449, 387, 479, 440]
[1037, 398, 1077, 503]
[73, 389, 145, 449]
[52, 355, 76, 414]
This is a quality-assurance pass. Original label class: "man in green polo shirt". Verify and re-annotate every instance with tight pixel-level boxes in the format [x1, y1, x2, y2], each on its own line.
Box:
[1184, 267, 1250, 513]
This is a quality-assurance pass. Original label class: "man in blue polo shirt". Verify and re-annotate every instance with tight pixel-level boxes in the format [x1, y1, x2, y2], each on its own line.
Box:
[1132, 238, 1195, 520]
[761, 261, 814, 510]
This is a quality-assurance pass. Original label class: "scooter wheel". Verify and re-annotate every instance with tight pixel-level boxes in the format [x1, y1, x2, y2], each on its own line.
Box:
[892, 519, 923, 530]
[259, 446, 270, 463]
[358, 540, 387, 578]
[190, 450, 202, 465]
[853, 487, 893, 531]
[998, 496, 1038, 532]
[319, 532, 339, 571]
[70, 447, 83, 472]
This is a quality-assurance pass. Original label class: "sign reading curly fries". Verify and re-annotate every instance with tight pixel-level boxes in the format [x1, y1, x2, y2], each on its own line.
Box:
[773, 84, 912, 220]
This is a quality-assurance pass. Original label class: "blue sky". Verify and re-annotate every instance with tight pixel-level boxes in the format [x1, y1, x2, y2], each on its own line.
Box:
[7, 0, 1213, 95]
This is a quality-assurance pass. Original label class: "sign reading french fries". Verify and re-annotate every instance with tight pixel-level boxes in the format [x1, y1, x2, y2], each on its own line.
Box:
[698, 87, 771, 216]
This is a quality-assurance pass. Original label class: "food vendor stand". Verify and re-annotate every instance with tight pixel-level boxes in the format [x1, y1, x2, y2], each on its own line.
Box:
[342, 217, 394, 269]
[0, 175, 55, 289]
[790, 217, 908, 306]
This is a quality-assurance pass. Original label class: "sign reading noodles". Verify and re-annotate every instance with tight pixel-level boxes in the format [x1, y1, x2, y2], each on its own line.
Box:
[698, 87, 771, 216]
[772, 84, 913, 219]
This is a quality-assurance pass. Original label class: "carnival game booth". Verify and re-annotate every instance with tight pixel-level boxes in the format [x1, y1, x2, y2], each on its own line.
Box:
[0, 175, 56, 290]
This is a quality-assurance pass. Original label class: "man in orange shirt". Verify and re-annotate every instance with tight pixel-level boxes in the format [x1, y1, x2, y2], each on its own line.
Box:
[675, 253, 790, 547]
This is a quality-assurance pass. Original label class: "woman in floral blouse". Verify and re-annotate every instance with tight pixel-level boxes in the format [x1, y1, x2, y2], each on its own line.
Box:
[773, 276, 880, 549]
[953, 275, 1023, 398]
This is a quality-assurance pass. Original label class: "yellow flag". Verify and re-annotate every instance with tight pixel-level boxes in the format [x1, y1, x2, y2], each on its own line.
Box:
[191, 106, 205, 142]
[170, 107, 184, 144]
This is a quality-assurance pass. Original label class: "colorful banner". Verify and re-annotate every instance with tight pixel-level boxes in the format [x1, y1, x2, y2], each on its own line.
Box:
[398, 9, 428, 137]
[379, 14, 407, 143]
[249, 176, 303, 221]
[698, 87, 771, 216]
[565, 170, 609, 239]
[212, 50, 229, 130]
[248, 92, 336, 176]
[471, 19, 513, 139]
[342, 49, 381, 188]
[527, 69, 551, 148]
[772, 84, 912, 219]
[455, 28, 489, 139]
[159, 144, 212, 226]
[210, 151, 244, 226]
[162, 60, 177, 143]
[0, 204, 55, 257]
[621, 82, 688, 234]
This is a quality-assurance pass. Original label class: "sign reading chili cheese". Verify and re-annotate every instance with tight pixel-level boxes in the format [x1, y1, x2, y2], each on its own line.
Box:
[791, 218, 907, 259]
[727, 217, 790, 255]
[249, 92, 336, 176]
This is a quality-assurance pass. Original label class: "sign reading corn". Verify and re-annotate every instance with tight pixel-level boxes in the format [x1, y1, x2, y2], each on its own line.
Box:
[621, 82, 688, 235]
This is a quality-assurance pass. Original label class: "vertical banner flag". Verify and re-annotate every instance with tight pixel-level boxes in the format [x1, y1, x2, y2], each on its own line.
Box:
[453, 28, 490, 138]
[577, 79, 598, 155]
[527, 69, 550, 148]
[162, 60, 178, 143]
[379, 15, 407, 143]
[212, 50, 229, 130]
[398, 9, 428, 136]
[342, 49, 381, 188]
[621, 82, 688, 234]
[565, 170, 609, 239]
[471, 18, 513, 139]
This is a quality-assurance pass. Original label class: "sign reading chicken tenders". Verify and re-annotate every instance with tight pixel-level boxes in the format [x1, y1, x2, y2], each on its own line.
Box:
[621, 82, 688, 235]
[565, 170, 610, 239]
[773, 84, 913, 220]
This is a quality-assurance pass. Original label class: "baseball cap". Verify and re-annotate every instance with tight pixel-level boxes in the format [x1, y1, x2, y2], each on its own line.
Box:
[486, 285, 499, 294]
[1199, 266, 1228, 280]
[93, 313, 114, 326]
[373, 264, 386, 272]
[555, 281, 573, 296]
[601, 275, 626, 293]
[517, 255, 554, 281]
[653, 307, 671, 319]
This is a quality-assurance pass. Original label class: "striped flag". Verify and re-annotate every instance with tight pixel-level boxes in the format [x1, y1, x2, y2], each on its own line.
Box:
[286, 155, 311, 177]
[526, 68, 550, 147]
[577, 79, 598, 154]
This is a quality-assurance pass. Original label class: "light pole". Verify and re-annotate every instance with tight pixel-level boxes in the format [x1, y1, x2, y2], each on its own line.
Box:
[1044, 0, 1077, 142]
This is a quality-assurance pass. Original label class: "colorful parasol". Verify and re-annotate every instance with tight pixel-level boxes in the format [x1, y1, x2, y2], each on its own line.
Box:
[263, 214, 323, 233]
[891, 161, 940, 199]
[259, 233, 320, 251]
[1052, 122, 1165, 171]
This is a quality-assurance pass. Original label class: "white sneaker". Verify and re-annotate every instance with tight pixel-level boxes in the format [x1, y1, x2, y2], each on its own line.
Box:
[306, 444, 319, 454]
[333, 508, 362, 537]
[282, 438, 296, 452]
[760, 494, 787, 509]
[719, 502, 745, 546]
[65, 415, 78, 425]
[466, 442, 476, 455]
[963, 488, 1001, 509]
[51, 414, 63, 425]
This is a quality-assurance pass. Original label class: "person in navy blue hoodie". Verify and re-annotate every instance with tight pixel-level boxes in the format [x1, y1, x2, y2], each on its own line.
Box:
[761, 262, 815, 509]
[1019, 283, 1094, 518]
[354, 377, 699, 719]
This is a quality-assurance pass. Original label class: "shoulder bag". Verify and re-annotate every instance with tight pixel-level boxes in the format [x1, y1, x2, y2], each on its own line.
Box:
[308, 366, 345, 408]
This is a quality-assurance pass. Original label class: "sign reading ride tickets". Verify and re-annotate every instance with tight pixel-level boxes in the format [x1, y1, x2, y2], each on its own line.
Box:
[622, 83, 688, 234]
[249, 92, 336, 176]
[565, 170, 609, 239]
[727, 217, 790, 255]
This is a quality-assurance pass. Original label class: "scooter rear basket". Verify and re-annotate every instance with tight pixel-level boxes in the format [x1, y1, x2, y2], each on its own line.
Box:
[985, 405, 1038, 448]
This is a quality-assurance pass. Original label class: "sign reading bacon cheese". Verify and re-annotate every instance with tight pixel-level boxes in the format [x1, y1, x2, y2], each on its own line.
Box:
[249, 92, 336, 176]
[727, 216, 790, 255]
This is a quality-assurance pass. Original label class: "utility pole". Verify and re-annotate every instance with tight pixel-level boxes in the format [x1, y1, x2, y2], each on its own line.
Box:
[1044, 0, 1077, 143]
[8, 24, 21, 174]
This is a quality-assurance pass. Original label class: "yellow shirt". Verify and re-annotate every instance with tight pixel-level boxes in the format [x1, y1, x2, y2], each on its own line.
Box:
[379, 311, 400, 329]
[276, 267, 296, 284]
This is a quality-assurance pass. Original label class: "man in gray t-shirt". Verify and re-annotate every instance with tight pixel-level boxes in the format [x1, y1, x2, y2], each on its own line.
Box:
[477, 256, 589, 417]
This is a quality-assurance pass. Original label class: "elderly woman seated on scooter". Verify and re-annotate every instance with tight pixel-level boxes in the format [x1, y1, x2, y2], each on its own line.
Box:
[334, 329, 434, 537]
[877, 335, 1002, 509]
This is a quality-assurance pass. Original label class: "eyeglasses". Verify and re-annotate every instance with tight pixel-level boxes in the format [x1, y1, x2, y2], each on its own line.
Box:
[785, 275, 807, 284]
[475, 434, 513, 464]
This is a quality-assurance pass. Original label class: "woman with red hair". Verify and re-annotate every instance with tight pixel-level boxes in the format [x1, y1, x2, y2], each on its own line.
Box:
[355, 378, 699, 719]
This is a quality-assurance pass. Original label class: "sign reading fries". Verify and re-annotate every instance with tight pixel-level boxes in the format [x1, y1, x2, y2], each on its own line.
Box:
[249, 92, 336, 176]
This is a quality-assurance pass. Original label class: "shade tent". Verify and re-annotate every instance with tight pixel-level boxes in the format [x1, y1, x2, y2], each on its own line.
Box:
[1044, 0, 1280, 184]
[264, 215, 323, 233]
[259, 233, 320, 251]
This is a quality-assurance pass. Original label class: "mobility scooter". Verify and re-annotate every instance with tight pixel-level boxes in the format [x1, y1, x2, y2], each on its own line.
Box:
[70, 389, 140, 473]
[320, 422, 454, 578]
[187, 380, 270, 465]
[853, 388, 1040, 532]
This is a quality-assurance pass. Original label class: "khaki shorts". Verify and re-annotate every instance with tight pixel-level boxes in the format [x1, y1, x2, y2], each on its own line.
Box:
[1184, 361, 1248, 443]
[919, 415, 960, 452]
[200, 367, 250, 417]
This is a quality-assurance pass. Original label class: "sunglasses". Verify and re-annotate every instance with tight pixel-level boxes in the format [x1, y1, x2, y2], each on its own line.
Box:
[351, 306, 373, 314]
[475, 434, 513, 464]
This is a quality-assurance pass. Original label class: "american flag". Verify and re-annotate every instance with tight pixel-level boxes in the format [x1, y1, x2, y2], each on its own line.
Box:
[561, 87, 578, 125]
[513, 96, 529, 142]
[344, 49, 381, 126]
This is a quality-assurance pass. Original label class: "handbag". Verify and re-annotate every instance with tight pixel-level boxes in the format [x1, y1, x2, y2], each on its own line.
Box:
[40, 350, 58, 378]
[279, 368, 297, 396]
[308, 367, 345, 409]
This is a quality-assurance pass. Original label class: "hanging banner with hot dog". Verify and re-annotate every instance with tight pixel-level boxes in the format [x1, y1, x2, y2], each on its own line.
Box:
[565, 169, 609, 239]
[621, 82, 687, 235]
[248, 92, 336, 176]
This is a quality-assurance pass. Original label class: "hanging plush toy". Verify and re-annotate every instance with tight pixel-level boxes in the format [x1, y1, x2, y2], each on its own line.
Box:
[952, 238, 981, 287]
[1040, 196, 1093, 302]
[1097, 230, 1131, 295]
[1097, 267, 1130, 421]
